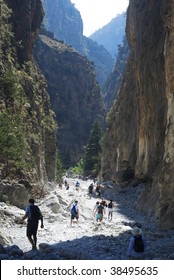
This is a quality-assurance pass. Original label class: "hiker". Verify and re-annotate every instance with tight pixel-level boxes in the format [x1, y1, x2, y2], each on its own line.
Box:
[75, 181, 80, 191]
[107, 200, 114, 221]
[93, 201, 100, 221]
[64, 179, 68, 187]
[20, 198, 44, 250]
[95, 185, 101, 198]
[88, 183, 94, 198]
[94, 202, 105, 222]
[101, 199, 107, 208]
[70, 200, 79, 226]
[128, 227, 146, 260]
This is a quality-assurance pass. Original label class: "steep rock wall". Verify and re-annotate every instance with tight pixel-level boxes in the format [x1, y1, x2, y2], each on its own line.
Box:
[101, 56, 137, 183]
[1, 0, 57, 182]
[42, 0, 114, 86]
[101, 0, 174, 229]
[34, 35, 105, 166]
[5, 0, 44, 64]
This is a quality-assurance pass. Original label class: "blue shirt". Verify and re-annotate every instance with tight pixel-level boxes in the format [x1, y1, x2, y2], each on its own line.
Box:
[25, 205, 32, 219]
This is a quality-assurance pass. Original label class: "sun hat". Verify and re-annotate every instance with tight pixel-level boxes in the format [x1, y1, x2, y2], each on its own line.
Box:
[132, 226, 142, 236]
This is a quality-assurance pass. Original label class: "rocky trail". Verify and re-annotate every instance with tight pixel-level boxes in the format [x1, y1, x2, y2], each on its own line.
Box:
[0, 178, 174, 260]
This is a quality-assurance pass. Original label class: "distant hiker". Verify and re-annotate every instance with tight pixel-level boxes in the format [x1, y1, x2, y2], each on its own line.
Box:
[101, 199, 107, 208]
[75, 181, 80, 191]
[64, 179, 68, 187]
[66, 184, 69, 190]
[128, 227, 146, 260]
[94, 202, 105, 222]
[88, 183, 94, 198]
[95, 185, 101, 198]
[70, 200, 79, 226]
[93, 178, 97, 184]
[107, 200, 114, 221]
[93, 201, 100, 221]
[20, 198, 44, 250]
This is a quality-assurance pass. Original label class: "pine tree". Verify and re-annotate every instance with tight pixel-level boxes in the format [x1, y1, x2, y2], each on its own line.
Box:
[83, 120, 103, 176]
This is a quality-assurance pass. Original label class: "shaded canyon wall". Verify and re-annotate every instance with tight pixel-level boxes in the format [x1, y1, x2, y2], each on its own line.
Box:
[101, 0, 174, 229]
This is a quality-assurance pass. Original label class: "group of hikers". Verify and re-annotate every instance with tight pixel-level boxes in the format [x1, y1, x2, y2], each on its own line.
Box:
[19, 179, 147, 259]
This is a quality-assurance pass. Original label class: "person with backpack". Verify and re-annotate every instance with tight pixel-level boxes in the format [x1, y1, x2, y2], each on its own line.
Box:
[94, 202, 105, 222]
[75, 181, 80, 192]
[20, 198, 44, 250]
[128, 226, 146, 259]
[70, 200, 79, 226]
[107, 199, 114, 221]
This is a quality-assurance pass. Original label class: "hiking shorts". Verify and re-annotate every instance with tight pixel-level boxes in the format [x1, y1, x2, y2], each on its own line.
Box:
[27, 220, 39, 237]
[71, 213, 79, 220]
[98, 213, 103, 221]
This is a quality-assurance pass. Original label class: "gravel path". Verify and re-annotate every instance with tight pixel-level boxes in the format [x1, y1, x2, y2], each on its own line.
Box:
[0, 178, 174, 260]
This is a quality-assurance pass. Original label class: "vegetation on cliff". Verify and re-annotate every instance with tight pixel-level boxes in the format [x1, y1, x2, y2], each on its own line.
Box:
[0, 0, 57, 182]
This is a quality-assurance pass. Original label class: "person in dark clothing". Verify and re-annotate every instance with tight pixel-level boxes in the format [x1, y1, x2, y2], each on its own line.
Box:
[107, 200, 114, 221]
[95, 185, 101, 198]
[88, 183, 94, 198]
[128, 227, 146, 259]
[20, 198, 44, 250]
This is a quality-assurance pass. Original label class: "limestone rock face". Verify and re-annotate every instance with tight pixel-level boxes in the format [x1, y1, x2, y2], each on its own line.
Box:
[5, 0, 44, 64]
[34, 35, 105, 166]
[101, 0, 174, 229]
[0, 181, 29, 208]
[1, 1, 57, 182]
[101, 56, 137, 183]
[42, 0, 114, 86]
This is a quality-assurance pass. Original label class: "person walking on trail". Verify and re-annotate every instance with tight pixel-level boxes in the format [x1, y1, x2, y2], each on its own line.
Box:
[70, 200, 79, 226]
[75, 181, 80, 191]
[93, 201, 100, 221]
[94, 202, 105, 222]
[107, 199, 114, 221]
[20, 198, 44, 250]
[88, 183, 94, 198]
[64, 179, 68, 187]
[128, 227, 146, 260]
[95, 185, 101, 198]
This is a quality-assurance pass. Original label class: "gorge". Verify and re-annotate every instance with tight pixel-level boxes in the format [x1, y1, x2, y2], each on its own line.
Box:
[0, 0, 174, 240]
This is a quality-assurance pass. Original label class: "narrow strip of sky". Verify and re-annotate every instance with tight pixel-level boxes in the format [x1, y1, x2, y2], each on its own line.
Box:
[71, 0, 129, 36]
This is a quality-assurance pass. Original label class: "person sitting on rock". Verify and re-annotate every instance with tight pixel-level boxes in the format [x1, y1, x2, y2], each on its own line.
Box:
[128, 226, 146, 260]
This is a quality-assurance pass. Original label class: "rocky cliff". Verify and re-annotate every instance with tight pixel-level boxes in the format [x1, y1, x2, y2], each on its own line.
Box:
[90, 13, 126, 59]
[101, 0, 174, 229]
[0, 0, 57, 183]
[42, 0, 114, 86]
[34, 34, 105, 166]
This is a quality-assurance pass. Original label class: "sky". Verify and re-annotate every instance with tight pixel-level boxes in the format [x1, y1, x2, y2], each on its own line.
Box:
[70, 0, 129, 36]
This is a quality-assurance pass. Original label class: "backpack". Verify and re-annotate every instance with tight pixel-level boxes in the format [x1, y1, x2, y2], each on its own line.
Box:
[108, 202, 113, 208]
[97, 205, 103, 214]
[71, 204, 77, 215]
[133, 236, 144, 252]
[30, 205, 42, 221]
